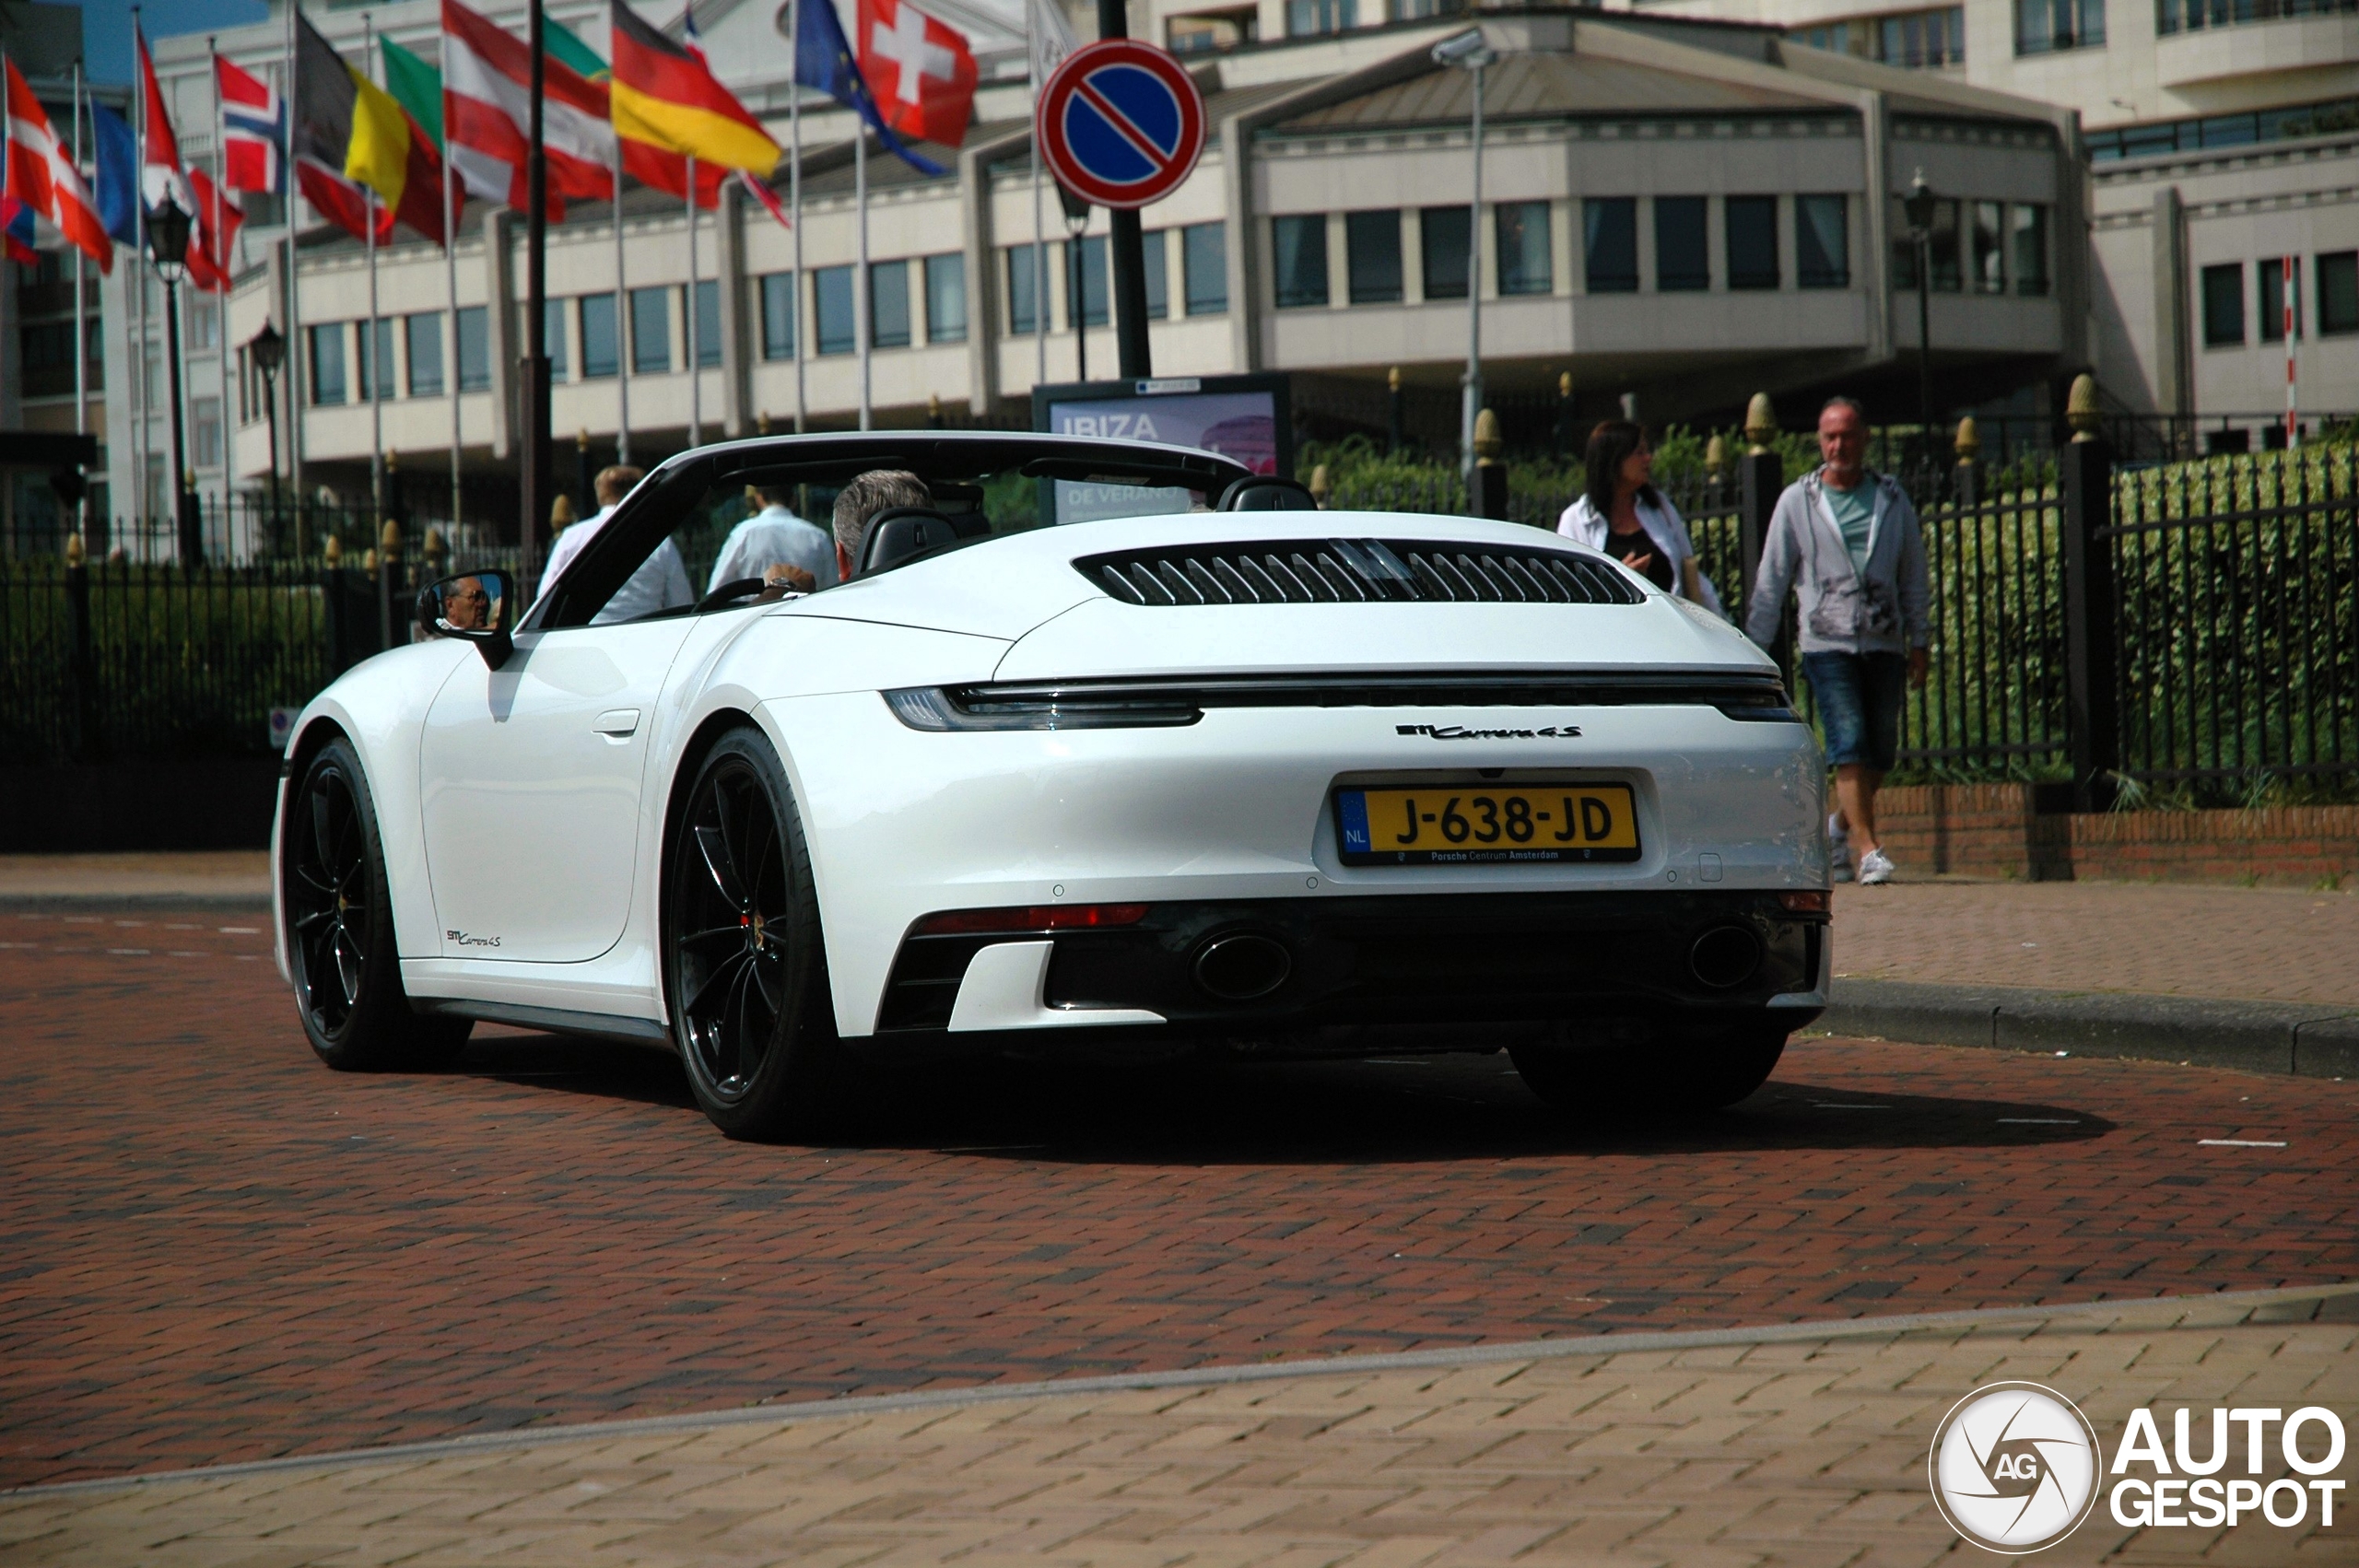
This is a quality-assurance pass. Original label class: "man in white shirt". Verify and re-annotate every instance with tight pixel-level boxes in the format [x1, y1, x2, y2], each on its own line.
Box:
[706, 485, 838, 596]
[535, 464, 694, 625]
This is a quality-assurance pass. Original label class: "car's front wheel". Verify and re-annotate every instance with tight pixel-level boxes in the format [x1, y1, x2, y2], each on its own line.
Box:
[665, 726, 839, 1140]
[284, 738, 471, 1071]
[1510, 1021, 1787, 1117]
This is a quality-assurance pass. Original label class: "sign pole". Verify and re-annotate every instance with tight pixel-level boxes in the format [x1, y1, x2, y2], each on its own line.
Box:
[1094, 0, 1150, 380]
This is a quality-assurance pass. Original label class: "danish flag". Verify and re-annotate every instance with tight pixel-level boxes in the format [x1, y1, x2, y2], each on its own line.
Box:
[4, 59, 111, 272]
[216, 53, 287, 195]
[855, 0, 977, 149]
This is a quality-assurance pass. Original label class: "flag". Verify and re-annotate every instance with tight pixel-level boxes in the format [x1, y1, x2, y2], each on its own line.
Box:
[294, 12, 393, 244]
[856, 0, 976, 149]
[371, 34, 465, 244]
[740, 169, 789, 228]
[545, 16, 610, 81]
[189, 167, 244, 289]
[4, 58, 111, 271]
[217, 54, 286, 194]
[792, 0, 945, 177]
[520, 12, 723, 210]
[346, 64, 413, 211]
[1027, 0, 1076, 90]
[380, 36, 442, 146]
[1, 194, 37, 264]
[138, 28, 196, 218]
[608, 0, 780, 174]
[440, 0, 615, 217]
[89, 100, 138, 244]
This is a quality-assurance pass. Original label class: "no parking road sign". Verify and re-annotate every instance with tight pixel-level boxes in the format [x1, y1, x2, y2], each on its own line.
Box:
[1036, 40, 1206, 210]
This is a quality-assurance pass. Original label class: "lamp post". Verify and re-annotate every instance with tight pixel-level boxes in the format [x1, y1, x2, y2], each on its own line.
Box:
[1903, 169, 1938, 473]
[147, 194, 200, 566]
[250, 321, 286, 550]
[1433, 29, 1496, 494]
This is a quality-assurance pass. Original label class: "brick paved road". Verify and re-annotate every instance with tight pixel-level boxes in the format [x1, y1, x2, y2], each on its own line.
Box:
[5, 905, 2356, 1492]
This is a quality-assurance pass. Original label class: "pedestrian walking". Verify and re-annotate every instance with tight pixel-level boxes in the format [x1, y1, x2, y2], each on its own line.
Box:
[1557, 420, 1723, 614]
[1743, 398, 1929, 884]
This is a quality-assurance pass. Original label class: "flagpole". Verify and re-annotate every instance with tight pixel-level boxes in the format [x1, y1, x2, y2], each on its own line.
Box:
[855, 126, 869, 431]
[133, 6, 152, 549]
[1028, 0, 1045, 392]
[210, 37, 231, 556]
[71, 62, 88, 546]
[686, 153, 699, 448]
[287, 2, 306, 557]
[613, 131, 630, 466]
[364, 14, 384, 531]
[523, 0, 550, 576]
[442, 38, 462, 541]
[788, 0, 804, 435]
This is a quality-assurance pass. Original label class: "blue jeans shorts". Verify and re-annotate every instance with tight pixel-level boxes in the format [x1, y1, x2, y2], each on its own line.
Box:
[1802, 651, 1907, 772]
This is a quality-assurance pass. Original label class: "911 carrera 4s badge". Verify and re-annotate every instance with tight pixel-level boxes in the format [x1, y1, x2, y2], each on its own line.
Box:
[1334, 782, 1642, 865]
[1396, 723, 1581, 740]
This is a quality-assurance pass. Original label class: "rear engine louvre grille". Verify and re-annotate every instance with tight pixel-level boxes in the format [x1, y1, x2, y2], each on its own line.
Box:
[1077, 539, 1644, 608]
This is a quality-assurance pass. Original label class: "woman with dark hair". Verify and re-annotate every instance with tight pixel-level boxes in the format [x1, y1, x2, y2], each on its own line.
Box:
[1555, 420, 1721, 613]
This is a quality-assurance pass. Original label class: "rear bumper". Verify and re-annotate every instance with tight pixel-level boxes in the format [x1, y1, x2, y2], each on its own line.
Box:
[872, 890, 1826, 1049]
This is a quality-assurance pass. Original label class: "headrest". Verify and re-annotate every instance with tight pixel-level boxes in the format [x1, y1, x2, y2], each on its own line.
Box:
[853, 506, 992, 577]
[1216, 476, 1320, 512]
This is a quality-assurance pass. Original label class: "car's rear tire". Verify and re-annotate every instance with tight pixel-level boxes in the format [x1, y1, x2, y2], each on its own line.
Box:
[1510, 1021, 1788, 1117]
[284, 739, 473, 1071]
[664, 726, 839, 1141]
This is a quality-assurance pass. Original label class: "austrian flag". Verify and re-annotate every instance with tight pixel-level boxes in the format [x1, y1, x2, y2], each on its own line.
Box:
[856, 0, 977, 149]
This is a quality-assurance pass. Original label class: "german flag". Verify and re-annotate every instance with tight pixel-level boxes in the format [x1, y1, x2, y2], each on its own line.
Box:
[608, 0, 779, 175]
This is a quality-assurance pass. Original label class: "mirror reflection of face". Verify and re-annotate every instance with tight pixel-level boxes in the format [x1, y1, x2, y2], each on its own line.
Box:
[443, 576, 492, 631]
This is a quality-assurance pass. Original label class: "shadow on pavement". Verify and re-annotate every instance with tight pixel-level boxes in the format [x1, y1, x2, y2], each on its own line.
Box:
[443, 1031, 2114, 1164]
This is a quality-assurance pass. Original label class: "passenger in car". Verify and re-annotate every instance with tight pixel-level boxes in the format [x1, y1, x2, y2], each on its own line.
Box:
[708, 484, 838, 596]
[829, 470, 933, 582]
[535, 464, 695, 625]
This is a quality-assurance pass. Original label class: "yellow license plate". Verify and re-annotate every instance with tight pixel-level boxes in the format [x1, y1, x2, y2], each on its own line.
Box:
[1335, 783, 1640, 865]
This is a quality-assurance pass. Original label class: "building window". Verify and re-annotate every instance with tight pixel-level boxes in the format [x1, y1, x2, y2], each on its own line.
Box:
[2201, 263, 2245, 345]
[1285, 0, 1354, 37]
[1726, 196, 1778, 290]
[308, 323, 346, 405]
[925, 254, 967, 343]
[871, 259, 911, 349]
[1167, 6, 1257, 53]
[581, 295, 617, 379]
[406, 311, 445, 396]
[2320, 252, 2359, 337]
[1182, 222, 1227, 314]
[1655, 196, 1708, 292]
[190, 294, 220, 350]
[2086, 97, 2359, 162]
[1143, 231, 1168, 320]
[457, 306, 489, 390]
[693, 279, 720, 367]
[1345, 210, 1402, 305]
[1067, 235, 1108, 329]
[1970, 202, 2005, 295]
[760, 273, 796, 358]
[2012, 205, 2049, 297]
[1272, 215, 1328, 308]
[1790, 6, 1963, 66]
[191, 395, 222, 469]
[1583, 198, 1637, 293]
[629, 286, 670, 372]
[2156, 0, 2348, 33]
[1893, 198, 1962, 291]
[1006, 249, 1042, 334]
[815, 265, 855, 354]
[1420, 206, 1471, 300]
[352, 318, 395, 401]
[2259, 257, 2302, 343]
[1496, 202, 1552, 296]
[2016, 0, 2104, 54]
[540, 298, 568, 380]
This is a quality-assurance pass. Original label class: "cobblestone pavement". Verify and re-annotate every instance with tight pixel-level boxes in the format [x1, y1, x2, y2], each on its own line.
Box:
[5, 906, 2357, 1494]
[1830, 879, 2359, 1007]
[5, 1291, 2354, 1567]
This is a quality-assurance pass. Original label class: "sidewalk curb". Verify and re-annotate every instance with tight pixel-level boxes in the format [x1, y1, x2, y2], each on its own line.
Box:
[1822, 977, 2359, 1079]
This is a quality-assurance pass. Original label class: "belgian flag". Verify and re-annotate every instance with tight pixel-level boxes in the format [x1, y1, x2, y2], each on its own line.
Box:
[607, 0, 780, 176]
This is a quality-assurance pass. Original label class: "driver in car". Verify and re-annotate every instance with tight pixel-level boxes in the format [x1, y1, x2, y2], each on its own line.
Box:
[830, 470, 933, 582]
[440, 575, 493, 630]
[536, 464, 694, 623]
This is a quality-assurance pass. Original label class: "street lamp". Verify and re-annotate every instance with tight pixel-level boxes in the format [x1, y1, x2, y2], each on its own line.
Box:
[1902, 168, 1938, 470]
[249, 321, 287, 549]
[1433, 28, 1496, 494]
[147, 193, 200, 566]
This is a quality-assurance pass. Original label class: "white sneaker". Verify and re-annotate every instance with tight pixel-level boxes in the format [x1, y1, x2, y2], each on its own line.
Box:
[1857, 848, 1895, 885]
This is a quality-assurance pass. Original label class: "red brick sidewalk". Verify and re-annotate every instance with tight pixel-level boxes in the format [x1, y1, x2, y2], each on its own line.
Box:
[4, 906, 2355, 1489]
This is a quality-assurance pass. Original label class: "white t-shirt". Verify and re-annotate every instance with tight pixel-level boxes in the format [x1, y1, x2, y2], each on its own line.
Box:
[707, 506, 839, 594]
[537, 505, 695, 626]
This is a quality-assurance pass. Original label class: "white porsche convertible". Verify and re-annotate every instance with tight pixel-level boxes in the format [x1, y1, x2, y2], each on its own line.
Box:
[275, 431, 1829, 1139]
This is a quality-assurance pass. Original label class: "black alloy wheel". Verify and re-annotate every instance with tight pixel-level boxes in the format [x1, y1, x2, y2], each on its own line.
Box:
[284, 739, 469, 1071]
[666, 728, 837, 1139]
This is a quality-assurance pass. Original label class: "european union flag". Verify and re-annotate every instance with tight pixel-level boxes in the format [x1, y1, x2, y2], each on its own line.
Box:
[791, 0, 945, 177]
[90, 102, 140, 247]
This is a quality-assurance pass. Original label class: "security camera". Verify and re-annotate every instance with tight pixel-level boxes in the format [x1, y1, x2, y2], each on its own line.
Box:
[1430, 29, 1495, 68]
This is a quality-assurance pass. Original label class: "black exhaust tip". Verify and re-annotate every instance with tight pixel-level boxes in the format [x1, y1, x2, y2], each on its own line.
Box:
[1689, 925, 1764, 989]
[1193, 933, 1293, 1000]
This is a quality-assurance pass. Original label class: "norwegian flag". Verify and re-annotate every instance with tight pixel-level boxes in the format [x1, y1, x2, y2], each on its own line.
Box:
[855, 0, 977, 149]
[215, 53, 286, 195]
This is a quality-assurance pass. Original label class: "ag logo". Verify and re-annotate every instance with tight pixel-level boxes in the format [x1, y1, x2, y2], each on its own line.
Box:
[1929, 1382, 2103, 1553]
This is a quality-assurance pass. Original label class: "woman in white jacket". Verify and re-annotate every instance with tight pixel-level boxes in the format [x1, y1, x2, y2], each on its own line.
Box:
[1555, 419, 1724, 617]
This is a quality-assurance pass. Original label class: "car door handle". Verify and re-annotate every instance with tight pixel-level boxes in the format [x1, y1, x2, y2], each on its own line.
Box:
[593, 708, 640, 737]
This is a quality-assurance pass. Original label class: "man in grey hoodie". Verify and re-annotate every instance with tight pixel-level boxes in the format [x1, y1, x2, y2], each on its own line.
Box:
[1743, 398, 1930, 884]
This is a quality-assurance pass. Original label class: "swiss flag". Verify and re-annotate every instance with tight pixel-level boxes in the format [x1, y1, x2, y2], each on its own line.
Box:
[856, 0, 977, 149]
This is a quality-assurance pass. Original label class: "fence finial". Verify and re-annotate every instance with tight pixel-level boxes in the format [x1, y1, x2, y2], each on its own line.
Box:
[323, 533, 344, 568]
[1473, 408, 1503, 464]
[757, 410, 772, 435]
[1744, 392, 1777, 455]
[1557, 370, 1571, 399]
[1954, 414, 1979, 462]
[423, 526, 448, 573]
[1387, 366, 1400, 392]
[2067, 373, 2101, 442]
[1705, 433, 1725, 481]
[65, 530, 86, 568]
[1308, 463, 1331, 509]
[577, 427, 591, 451]
[551, 493, 577, 532]
[380, 517, 402, 564]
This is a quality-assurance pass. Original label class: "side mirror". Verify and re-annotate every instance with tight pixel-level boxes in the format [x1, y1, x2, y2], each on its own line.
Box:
[417, 569, 517, 669]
